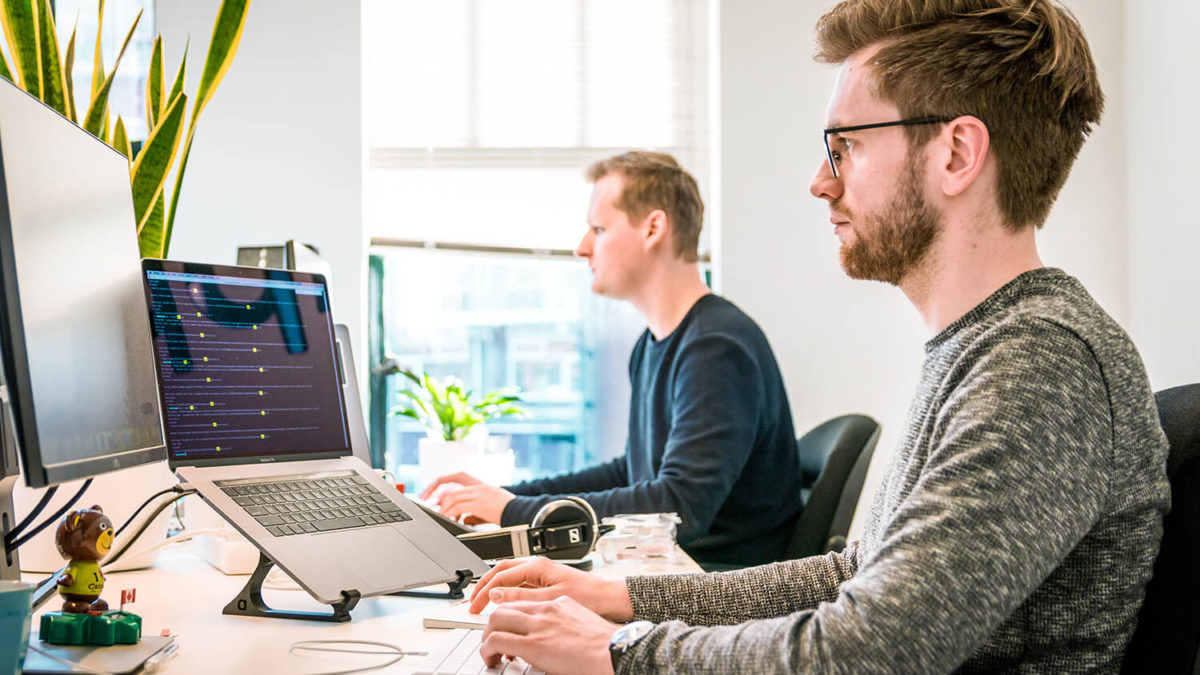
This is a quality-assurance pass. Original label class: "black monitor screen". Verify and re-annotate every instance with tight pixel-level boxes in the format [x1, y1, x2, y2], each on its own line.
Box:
[0, 80, 165, 488]
[142, 262, 351, 466]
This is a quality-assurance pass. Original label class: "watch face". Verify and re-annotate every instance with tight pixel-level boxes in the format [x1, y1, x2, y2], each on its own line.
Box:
[612, 620, 656, 652]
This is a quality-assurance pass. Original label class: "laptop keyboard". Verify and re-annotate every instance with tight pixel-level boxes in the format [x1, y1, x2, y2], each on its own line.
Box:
[216, 471, 411, 537]
[414, 628, 545, 675]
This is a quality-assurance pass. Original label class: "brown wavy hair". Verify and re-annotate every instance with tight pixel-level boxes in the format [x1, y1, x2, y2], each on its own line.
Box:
[815, 0, 1104, 230]
[585, 151, 704, 262]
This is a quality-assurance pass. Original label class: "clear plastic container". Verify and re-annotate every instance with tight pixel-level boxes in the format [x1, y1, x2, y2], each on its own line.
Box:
[597, 513, 682, 563]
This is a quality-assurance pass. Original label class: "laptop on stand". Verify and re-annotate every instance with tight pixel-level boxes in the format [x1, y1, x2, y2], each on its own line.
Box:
[140, 260, 488, 615]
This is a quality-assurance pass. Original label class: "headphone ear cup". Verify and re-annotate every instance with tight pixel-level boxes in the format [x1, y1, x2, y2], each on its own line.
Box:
[530, 496, 600, 559]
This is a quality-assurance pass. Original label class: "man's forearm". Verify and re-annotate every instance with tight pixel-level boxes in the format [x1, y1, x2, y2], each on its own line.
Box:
[627, 544, 859, 625]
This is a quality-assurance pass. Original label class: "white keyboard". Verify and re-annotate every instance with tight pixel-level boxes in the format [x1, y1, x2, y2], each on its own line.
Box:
[413, 628, 546, 675]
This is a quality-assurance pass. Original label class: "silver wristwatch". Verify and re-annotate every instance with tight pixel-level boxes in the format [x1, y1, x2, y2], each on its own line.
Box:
[609, 620, 656, 671]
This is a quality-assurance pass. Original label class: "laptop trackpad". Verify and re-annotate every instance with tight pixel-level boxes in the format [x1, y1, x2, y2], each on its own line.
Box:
[321, 527, 448, 589]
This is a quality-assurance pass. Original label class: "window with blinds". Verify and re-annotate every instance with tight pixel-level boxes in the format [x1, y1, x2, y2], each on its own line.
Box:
[363, 0, 710, 486]
[363, 0, 711, 251]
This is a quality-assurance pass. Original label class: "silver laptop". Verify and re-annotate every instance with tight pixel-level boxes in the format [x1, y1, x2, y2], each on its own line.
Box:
[140, 259, 488, 605]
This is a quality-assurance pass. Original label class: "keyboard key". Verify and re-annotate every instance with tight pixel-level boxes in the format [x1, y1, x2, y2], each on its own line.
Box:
[266, 525, 286, 537]
[256, 515, 284, 526]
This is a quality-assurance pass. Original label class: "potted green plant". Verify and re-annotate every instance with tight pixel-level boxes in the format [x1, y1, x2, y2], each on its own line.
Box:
[0, 0, 250, 258]
[389, 370, 525, 488]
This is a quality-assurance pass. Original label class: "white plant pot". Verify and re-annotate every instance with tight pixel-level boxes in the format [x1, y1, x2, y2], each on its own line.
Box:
[417, 438, 515, 492]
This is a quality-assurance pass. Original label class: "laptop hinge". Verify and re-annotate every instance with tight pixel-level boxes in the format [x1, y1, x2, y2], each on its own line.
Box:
[223, 550, 360, 622]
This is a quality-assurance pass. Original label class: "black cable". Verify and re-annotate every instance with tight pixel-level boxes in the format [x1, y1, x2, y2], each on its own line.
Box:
[103, 488, 196, 566]
[115, 486, 184, 537]
[5, 478, 92, 552]
[4, 485, 58, 544]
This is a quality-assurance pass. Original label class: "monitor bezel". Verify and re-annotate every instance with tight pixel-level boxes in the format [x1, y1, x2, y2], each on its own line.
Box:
[141, 258, 353, 470]
[0, 82, 167, 487]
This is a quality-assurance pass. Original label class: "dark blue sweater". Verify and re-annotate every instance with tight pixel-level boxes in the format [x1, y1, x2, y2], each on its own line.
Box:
[500, 294, 802, 566]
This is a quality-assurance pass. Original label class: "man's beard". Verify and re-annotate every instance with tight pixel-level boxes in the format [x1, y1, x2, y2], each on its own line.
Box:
[838, 152, 941, 286]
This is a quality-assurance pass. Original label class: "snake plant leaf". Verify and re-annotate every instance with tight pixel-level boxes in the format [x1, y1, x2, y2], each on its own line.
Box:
[1, 0, 41, 97]
[167, 38, 187, 105]
[62, 17, 76, 121]
[111, 114, 130, 160]
[163, 0, 249, 258]
[137, 193, 164, 259]
[89, 0, 103, 99]
[34, 0, 66, 115]
[81, 8, 140, 138]
[192, 0, 249, 120]
[0, 42, 11, 83]
[145, 35, 162, 128]
[131, 90, 186, 239]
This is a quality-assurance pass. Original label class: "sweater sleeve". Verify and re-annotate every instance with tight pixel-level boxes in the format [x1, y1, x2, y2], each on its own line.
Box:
[505, 334, 766, 536]
[618, 322, 1115, 674]
[507, 334, 767, 540]
[500, 456, 629, 525]
[627, 542, 861, 624]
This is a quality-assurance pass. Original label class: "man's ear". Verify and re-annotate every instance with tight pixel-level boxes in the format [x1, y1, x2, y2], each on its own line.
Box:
[937, 115, 989, 198]
[642, 209, 669, 252]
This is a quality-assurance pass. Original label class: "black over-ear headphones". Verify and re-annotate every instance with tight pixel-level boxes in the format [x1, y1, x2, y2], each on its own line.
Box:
[456, 495, 602, 561]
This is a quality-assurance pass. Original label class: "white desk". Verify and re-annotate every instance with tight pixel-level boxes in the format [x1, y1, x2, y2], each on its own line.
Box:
[27, 543, 702, 674]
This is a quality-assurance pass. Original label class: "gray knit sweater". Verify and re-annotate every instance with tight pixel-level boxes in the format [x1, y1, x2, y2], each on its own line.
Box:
[620, 268, 1170, 674]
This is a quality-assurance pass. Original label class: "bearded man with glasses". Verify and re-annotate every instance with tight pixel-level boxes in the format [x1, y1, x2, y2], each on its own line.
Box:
[460, 2, 1170, 673]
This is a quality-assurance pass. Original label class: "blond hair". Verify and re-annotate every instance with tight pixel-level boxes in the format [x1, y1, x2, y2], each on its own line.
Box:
[816, 0, 1104, 230]
[585, 151, 704, 262]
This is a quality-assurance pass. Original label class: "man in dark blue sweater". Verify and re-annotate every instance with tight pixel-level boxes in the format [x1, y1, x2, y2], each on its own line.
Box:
[421, 152, 801, 566]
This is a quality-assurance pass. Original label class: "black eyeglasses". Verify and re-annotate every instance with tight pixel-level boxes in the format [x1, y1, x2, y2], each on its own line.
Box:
[823, 116, 954, 179]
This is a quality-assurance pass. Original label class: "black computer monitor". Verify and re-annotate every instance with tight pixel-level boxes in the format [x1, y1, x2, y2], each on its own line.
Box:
[0, 78, 166, 578]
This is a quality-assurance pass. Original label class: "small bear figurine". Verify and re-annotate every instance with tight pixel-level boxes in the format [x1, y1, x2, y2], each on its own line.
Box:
[54, 505, 114, 614]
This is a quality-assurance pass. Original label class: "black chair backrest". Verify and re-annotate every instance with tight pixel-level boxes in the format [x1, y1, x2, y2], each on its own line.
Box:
[785, 414, 880, 559]
[1122, 383, 1200, 674]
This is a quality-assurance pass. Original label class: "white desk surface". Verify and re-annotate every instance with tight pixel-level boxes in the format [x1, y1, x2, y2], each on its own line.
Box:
[27, 544, 702, 674]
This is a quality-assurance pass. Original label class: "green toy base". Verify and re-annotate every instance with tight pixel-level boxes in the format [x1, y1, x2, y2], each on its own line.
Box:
[39, 610, 142, 646]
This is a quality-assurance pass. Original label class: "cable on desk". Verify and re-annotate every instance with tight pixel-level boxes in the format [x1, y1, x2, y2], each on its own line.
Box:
[115, 486, 188, 537]
[104, 488, 197, 567]
[5, 478, 93, 552]
[289, 639, 426, 675]
[4, 485, 57, 544]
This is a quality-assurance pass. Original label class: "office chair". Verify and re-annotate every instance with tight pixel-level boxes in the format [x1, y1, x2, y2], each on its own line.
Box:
[785, 414, 881, 559]
[1122, 383, 1200, 675]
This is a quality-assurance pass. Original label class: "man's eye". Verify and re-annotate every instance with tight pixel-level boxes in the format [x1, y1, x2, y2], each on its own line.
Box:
[830, 150, 843, 164]
[592, 226, 603, 235]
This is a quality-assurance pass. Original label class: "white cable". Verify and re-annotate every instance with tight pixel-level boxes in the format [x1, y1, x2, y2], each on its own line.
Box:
[104, 527, 231, 567]
[263, 564, 305, 590]
[26, 643, 117, 675]
[288, 639, 425, 675]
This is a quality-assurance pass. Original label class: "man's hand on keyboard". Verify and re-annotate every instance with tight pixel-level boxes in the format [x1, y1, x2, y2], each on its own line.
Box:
[437, 483, 515, 525]
[468, 557, 634, 622]
[481, 596, 618, 675]
[420, 472, 514, 525]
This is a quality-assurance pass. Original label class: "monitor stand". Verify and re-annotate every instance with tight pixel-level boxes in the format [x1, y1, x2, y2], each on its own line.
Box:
[1, 474, 20, 581]
[1, 387, 24, 581]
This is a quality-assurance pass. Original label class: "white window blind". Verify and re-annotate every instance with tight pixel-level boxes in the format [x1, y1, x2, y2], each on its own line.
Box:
[363, 0, 711, 252]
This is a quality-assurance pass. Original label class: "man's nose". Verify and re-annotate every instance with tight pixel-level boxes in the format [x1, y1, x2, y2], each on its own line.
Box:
[810, 159, 842, 203]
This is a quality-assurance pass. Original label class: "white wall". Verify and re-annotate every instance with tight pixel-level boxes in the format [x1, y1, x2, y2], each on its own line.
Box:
[716, 0, 1129, 538]
[1125, 0, 1200, 390]
[155, 0, 366, 373]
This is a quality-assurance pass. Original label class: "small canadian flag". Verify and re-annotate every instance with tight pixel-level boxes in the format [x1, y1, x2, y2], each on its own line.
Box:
[120, 588, 136, 610]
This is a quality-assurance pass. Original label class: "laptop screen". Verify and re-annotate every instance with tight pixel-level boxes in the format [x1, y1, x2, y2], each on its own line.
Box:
[141, 260, 350, 467]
